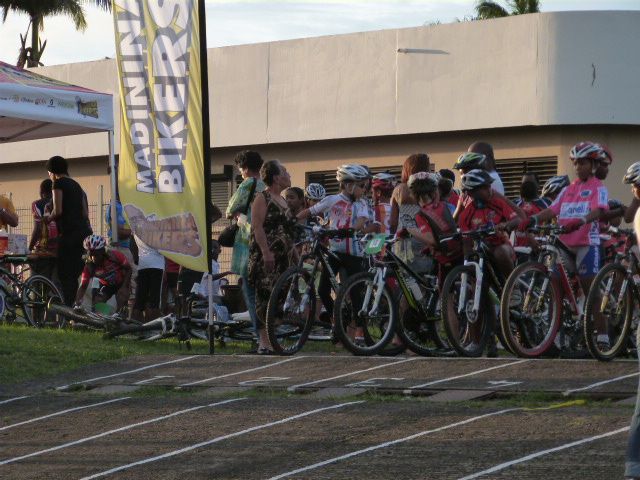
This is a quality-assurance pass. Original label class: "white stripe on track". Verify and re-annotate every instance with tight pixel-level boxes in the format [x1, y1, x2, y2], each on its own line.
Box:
[0, 396, 29, 406]
[0, 397, 130, 432]
[56, 355, 199, 390]
[288, 358, 417, 391]
[457, 425, 630, 479]
[181, 356, 304, 386]
[79, 400, 364, 480]
[563, 372, 640, 396]
[405, 359, 530, 391]
[267, 408, 519, 480]
[0, 397, 245, 466]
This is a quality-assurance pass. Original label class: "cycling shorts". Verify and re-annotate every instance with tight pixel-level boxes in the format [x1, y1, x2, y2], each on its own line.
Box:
[558, 245, 601, 279]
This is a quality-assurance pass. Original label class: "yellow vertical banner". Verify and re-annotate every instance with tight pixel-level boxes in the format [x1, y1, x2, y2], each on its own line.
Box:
[112, 0, 208, 272]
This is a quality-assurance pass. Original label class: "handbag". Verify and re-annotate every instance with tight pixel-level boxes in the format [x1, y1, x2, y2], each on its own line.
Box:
[218, 178, 257, 247]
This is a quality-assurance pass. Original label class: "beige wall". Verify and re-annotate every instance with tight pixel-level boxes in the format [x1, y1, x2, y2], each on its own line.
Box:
[4, 125, 636, 217]
[1, 10, 639, 166]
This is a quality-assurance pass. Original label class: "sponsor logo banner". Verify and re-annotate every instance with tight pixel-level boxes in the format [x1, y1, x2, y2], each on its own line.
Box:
[112, 0, 207, 271]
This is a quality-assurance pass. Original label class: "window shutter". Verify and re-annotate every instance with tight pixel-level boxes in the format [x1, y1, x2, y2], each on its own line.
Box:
[495, 157, 558, 200]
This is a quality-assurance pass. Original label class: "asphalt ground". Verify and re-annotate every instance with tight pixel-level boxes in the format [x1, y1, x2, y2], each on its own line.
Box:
[0, 354, 638, 479]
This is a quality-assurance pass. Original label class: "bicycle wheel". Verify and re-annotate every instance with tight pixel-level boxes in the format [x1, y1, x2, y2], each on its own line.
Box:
[265, 266, 315, 355]
[500, 261, 561, 358]
[334, 271, 397, 356]
[22, 275, 63, 327]
[584, 263, 633, 361]
[397, 295, 449, 356]
[441, 264, 488, 357]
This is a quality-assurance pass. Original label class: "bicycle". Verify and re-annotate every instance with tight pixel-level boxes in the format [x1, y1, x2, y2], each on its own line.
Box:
[500, 224, 586, 358]
[583, 226, 639, 361]
[0, 254, 62, 327]
[264, 226, 356, 355]
[440, 226, 507, 357]
[336, 233, 448, 356]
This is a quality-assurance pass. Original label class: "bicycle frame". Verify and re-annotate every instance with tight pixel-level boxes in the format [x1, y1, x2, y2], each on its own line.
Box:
[459, 238, 503, 319]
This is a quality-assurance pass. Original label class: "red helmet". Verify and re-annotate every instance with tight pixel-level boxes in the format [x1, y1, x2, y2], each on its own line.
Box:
[596, 143, 613, 165]
[569, 141, 603, 162]
[371, 172, 396, 192]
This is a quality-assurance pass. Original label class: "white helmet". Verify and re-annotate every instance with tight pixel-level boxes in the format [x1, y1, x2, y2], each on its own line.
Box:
[305, 183, 326, 201]
[623, 162, 640, 186]
[336, 164, 370, 183]
[460, 169, 493, 192]
[541, 175, 570, 198]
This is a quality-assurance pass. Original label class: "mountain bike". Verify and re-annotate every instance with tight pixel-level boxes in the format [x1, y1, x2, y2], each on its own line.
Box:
[500, 225, 587, 358]
[0, 254, 62, 327]
[337, 233, 448, 356]
[265, 226, 355, 355]
[440, 226, 507, 357]
[583, 226, 639, 361]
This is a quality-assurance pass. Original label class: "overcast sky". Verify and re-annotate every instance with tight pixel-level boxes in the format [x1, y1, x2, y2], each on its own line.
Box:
[0, 0, 638, 66]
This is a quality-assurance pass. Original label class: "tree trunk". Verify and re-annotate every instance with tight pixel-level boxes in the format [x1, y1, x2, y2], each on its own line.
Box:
[28, 14, 40, 68]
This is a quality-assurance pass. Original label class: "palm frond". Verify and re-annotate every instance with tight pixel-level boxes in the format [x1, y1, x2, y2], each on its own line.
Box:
[81, 0, 112, 11]
[475, 1, 510, 19]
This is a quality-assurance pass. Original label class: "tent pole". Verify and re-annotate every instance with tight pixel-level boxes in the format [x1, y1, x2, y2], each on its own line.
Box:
[108, 129, 118, 244]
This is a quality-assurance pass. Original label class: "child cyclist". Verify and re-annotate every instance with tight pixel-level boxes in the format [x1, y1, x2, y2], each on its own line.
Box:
[518, 142, 608, 346]
[73, 234, 132, 313]
[541, 175, 570, 204]
[371, 172, 396, 233]
[297, 164, 375, 332]
[405, 172, 462, 278]
[457, 169, 521, 356]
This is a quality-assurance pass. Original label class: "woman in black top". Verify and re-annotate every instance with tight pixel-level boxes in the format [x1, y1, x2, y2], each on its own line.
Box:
[44, 156, 92, 306]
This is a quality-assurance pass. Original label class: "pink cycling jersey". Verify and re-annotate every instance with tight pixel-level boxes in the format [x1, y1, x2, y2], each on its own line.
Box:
[549, 176, 608, 247]
[309, 193, 371, 256]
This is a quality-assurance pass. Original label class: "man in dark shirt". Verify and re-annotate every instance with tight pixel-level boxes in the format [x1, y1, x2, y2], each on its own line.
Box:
[44, 156, 92, 306]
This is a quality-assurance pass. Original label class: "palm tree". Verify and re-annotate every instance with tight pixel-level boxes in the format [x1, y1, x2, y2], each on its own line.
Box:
[0, 0, 112, 68]
[475, 0, 541, 20]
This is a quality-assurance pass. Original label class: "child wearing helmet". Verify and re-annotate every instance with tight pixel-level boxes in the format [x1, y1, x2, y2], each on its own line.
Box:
[297, 164, 374, 320]
[518, 142, 609, 339]
[541, 175, 570, 204]
[371, 172, 396, 233]
[304, 183, 326, 208]
[624, 162, 640, 223]
[74, 234, 131, 312]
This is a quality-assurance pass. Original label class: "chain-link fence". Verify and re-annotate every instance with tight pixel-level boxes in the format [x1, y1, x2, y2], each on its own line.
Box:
[10, 203, 235, 276]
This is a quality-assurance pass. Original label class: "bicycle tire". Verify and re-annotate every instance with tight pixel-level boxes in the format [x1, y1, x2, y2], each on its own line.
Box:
[334, 271, 397, 356]
[22, 275, 63, 328]
[500, 261, 561, 358]
[584, 263, 633, 361]
[397, 301, 448, 356]
[441, 264, 489, 357]
[265, 266, 316, 355]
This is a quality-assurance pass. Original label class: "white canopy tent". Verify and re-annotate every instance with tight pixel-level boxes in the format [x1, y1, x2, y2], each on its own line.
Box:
[0, 60, 118, 242]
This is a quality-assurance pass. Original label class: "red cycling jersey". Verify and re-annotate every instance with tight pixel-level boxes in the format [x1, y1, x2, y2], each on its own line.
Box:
[458, 194, 517, 246]
[80, 250, 130, 289]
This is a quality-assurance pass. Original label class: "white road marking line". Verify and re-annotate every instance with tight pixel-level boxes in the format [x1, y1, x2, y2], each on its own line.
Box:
[134, 376, 175, 385]
[456, 425, 630, 480]
[56, 355, 199, 390]
[0, 396, 29, 406]
[266, 408, 519, 480]
[405, 359, 530, 391]
[79, 400, 364, 480]
[287, 358, 417, 391]
[0, 397, 130, 432]
[563, 372, 640, 396]
[180, 357, 304, 386]
[0, 398, 245, 466]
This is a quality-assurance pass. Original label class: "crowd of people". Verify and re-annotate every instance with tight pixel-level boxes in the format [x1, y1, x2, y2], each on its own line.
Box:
[223, 142, 640, 356]
[20, 144, 640, 357]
